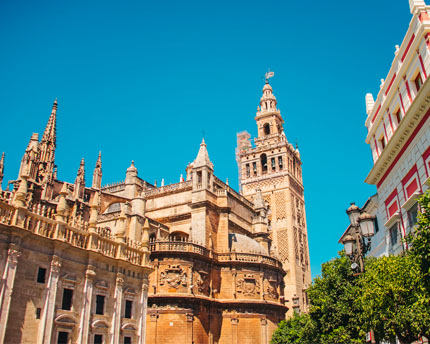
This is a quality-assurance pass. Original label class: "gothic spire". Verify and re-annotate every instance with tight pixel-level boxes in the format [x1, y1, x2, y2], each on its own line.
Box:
[37, 99, 57, 187]
[0, 153, 4, 191]
[41, 99, 57, 148]
[92, 151, 102, 189]
[193, 138, 213, 169]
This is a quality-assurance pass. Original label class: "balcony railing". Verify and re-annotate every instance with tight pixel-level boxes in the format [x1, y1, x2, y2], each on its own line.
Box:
[0, 200, 150, 268]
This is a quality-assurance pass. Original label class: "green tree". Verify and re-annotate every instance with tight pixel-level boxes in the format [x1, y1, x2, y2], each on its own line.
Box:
[271, 253, 366, 344]
[308, 252, 366, 344]
[358, 254, 430, 343]
[408, 191, 430, 293]
[270, 313, 316, 344]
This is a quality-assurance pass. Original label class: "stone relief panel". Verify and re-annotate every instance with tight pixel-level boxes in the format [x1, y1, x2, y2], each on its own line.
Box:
[274, 191, 286, 220]
[159, 264, 188, 290]
[236, 273, 260, 297]
[193, 269, 210, 295]
[265, 276, 279, 301]
[277, 230, 289, 262]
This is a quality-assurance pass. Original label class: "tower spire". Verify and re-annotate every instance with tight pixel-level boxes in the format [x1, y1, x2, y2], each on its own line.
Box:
[0, 153, 4, 191]
[92, 151, 102, 189]
[193, 138, 213, 169]
[37, 99, 57, 188]
[41, 99, 57, 148]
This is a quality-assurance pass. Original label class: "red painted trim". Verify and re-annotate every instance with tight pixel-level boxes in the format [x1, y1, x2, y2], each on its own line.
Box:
[405, 79, 413, 102]
[402, 164, 419, 186]
[372, 104, 381, 123]
[406, 179, 418, 198]
[402, 164, 419, 201]
[385, 73, 397, 96]
[388, 111, 394, 133]
[385, 188, 398, 207]
[422, 146, 430, 177]
[377, 109, 430, 188]
[399, 90, 406, 114]
[374, 137, 379, 157]
[383, 121, 388, 142]
[418, 52, 427, 78]
[388, 202, 399, 217]
[401, 34, 415, 62]
[419, 12, 429, 22]
[426, 34, 430, 53]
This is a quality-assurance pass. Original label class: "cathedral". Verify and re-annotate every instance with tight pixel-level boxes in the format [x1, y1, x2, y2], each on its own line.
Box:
[0, 78, 310, 344]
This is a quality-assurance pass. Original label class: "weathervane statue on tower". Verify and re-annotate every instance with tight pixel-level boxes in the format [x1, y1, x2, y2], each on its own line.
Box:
[265, 69, 274, 83]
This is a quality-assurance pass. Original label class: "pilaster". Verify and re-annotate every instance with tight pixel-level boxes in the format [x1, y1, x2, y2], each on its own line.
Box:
[37, 255, 62, 344]
[0, 246, 21, 343]
[111, 273, 124, 343]
[77, 265, 96, 343]
[138, 277, 149, 344]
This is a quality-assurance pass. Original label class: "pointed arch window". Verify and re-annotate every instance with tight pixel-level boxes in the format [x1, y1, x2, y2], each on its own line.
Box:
[261, 154, 268, 174]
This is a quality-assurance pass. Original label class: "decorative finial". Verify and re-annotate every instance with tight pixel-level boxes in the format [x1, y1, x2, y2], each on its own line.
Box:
[265, 69, 275, 84]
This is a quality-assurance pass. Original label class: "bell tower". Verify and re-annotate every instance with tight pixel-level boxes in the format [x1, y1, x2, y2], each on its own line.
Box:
[236, 76, 311, 315]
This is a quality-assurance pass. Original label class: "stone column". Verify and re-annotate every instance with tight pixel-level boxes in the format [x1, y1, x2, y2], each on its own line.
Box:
[149, 313, 158, 344]
[186, 313, 194, 343]
[111, 273, 124, 343]
[37, 255, 62, 344]
[138, 277, 149, 344]
[0, 246, 21, 343]
[260, 318, 268, 344]
[231, 317, 239, 344]
[77, 265, 96, 343]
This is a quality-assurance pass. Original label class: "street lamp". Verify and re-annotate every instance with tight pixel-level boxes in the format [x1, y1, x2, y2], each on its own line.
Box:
[340, 203, 377, 344]
[340, 203, 375, 273]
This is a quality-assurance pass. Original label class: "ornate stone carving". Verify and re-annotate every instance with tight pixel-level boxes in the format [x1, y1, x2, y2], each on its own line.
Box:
[266, 279, 278, 299]
[50, 255, 62, 274]
[193, 270, 209, 293]
[236, 274, 260, 296]
[159, 264, 187, 288]
[116, 274, 125, 286]
[7, 247, 21, 265]
[85, 266, 96, 279]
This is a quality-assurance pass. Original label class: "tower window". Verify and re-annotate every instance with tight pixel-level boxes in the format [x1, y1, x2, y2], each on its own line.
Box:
[271, 158, 276, 171]
[37, 267, 47, 284]
[252, 162, 257, 176]
[261, 154, 268, 173]
[124, 300, 133, 318]
[197, 171, 202, 184]
[246, 164, 250, 177]
[96, 295, 105, 315]
[414, 72, 423, 92]
[263, 123, 270, 136]
[94, 334, 103, 344]
[61, 289, 73, 311]
[278, 156, 283, 169]
[57, 332, 68, 344]
[124, 337, 132, 344]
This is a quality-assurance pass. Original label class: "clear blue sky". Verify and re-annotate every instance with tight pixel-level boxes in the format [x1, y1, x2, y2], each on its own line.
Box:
[0, 0, 413, 278]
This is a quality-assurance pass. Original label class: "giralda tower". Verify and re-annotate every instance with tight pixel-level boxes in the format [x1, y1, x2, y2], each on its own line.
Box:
[236, 76, 311, 315]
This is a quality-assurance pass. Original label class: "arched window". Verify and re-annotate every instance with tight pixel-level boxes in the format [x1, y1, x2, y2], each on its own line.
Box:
[263, 123, 270, 136]
[261, 154, 268, 173]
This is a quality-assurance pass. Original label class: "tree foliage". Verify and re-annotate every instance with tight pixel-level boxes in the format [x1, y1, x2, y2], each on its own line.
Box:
[270, 313, 316, 344]
[307, 252, 366, 344]
[271, 190, 430, 344]
[358, 254, 430, 343]
[271, 253, 366, 344]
